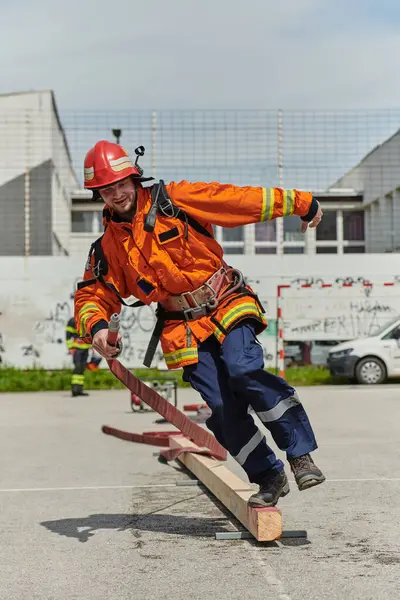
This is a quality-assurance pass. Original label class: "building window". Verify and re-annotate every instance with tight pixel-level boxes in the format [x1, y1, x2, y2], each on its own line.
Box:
[343, 246, 365, 253]
[316, 210, 337, 241]
[316, 247, 337, 254]
[222, 226, 244, 242]
[255, 247, 277, 254]
[284, 246, 304, 254]
[343, 211, 364, 241]
[223, 247, 244, 254]
[284, 215, 303, 242]
[72, 211, 102, 233]
[255, 221, 276, 242]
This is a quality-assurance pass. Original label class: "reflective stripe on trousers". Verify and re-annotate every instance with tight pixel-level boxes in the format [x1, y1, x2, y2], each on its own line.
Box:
[234, 429, 265, 466]
[257, 392, 300, 423]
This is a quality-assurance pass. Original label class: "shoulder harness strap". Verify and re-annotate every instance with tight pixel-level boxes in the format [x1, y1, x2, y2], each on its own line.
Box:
[76, 235, 144, 308]
[144, 180, 213, 240]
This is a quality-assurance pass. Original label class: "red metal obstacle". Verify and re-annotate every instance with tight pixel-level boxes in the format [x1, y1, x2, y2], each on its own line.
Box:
[183, 403, 208, 411]
[102, 314, 227, 461]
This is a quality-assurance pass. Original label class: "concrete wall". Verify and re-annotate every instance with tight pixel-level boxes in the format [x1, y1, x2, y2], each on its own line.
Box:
[29, 160, 52, 255]
[0, 91, 78, 255]
[0, 160, 52, 255]
[330, 129, 400, 253]
[332, 129, 400, 201]
[50, 104, 76, 252]
[0, 169, 25, 255]
[69, 233, 101, 258]
[0, 91, 51, 187]
[2, 254, 400, 370]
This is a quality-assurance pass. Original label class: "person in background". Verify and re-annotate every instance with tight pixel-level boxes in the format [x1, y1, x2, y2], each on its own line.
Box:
[65, 316, 97, 397]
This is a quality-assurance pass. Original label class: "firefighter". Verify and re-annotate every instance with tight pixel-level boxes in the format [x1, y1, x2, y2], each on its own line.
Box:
[65, 316, 92, 397]
[74, 140, 326, 507]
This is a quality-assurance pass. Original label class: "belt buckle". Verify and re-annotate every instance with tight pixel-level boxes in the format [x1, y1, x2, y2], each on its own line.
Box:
[181, 291, 198, 309]
[202, 282, 218, 308]
[183, 305, 207, 321]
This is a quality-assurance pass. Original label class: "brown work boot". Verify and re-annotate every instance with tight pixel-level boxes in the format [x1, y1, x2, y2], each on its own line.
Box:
[289, 454, 326, 491]
[248, 470, 290, 508]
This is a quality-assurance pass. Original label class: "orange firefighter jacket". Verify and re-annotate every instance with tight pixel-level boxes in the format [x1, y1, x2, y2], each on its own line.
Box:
[74, 181, 314, 369]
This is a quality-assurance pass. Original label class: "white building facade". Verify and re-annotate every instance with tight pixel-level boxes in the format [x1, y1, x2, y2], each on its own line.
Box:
[0, 90, 79, 256]
[331, 128, 400, 253]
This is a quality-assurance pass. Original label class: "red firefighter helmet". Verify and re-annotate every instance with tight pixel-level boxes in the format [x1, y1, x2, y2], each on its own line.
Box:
[84, 140, 151, 189]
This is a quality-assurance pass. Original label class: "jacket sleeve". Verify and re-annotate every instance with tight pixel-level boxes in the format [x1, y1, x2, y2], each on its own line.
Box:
[74, 242, 128, 341]
[166, 181, 316, 228]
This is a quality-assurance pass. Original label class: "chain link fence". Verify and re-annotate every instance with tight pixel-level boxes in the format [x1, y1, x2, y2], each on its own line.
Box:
[62, 108, 400, 191]
[2, 100, 400, 255]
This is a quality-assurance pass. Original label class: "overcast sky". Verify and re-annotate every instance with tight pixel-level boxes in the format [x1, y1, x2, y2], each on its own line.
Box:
[2, 0, 400, 111]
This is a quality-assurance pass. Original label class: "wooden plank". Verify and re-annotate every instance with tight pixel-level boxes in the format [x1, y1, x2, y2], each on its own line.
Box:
[170, 436, 282, 542]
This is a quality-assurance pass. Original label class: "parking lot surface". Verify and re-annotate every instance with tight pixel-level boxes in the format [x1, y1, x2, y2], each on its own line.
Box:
[1, 384, 399, 600]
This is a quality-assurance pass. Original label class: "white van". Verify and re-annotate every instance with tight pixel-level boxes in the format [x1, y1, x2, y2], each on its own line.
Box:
[327, 315, 400, 384]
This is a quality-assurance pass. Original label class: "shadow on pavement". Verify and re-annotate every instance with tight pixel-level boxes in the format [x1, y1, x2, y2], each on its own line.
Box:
[40, 512, 231, 543]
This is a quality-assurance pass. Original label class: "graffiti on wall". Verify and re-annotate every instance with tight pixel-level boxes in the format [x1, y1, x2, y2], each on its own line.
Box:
[289, 276, 374, 298]
[32, 273, 400, 365]
[290, 275, 373, 288]
[34, 302, 72, 347]
[3, 259, 400, 368]
[21, 344, 41, 358]
[118, 304, 164, 368]
[32, 291, 163, 368]
[283, 289, 400, 340]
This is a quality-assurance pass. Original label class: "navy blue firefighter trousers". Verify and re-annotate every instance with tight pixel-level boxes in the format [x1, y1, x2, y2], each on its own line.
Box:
[182, 319, 318, 483]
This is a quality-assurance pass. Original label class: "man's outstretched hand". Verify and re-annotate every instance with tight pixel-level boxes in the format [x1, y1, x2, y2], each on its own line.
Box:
[301, 200, 323, 233]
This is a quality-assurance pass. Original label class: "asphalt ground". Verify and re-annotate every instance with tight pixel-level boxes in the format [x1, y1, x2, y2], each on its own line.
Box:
[0, 384, 399, 600]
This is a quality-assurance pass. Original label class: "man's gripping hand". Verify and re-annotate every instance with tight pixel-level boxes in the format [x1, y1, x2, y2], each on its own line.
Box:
[92, 328, 123, 359]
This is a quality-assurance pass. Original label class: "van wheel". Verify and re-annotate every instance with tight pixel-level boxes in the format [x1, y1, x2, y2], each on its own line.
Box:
[355, 357, 386, 385]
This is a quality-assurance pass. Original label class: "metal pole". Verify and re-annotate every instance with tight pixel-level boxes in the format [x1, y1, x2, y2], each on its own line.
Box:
[112, 128, 122, 144]
[276, 285, 283, 375]
[276, 109, 284, 255]
[151, 111, 157, 179]
[24, 111, 31, 257]
[24, 168, 30, 257]
[276, 284, 290, 378]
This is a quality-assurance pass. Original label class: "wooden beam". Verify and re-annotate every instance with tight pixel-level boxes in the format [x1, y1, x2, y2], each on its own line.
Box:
[169, 436, 282, 542]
